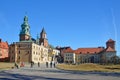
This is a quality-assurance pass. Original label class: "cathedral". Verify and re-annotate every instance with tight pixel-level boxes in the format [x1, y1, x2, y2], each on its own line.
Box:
[9, 16, 59, 63]
[19, 16, 48, 47]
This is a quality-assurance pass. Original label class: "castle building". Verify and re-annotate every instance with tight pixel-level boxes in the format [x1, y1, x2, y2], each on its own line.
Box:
[9, 42, 48, 63]
[59, 39, 116, 64]
[9, 16, 50, 63]
[63, 47, 76, 64]
[0, 39, 9, 61]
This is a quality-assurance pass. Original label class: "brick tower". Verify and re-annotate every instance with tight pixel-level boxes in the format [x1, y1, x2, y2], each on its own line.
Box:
[106, 39, 115, 50]
[39, 28, 48, 47]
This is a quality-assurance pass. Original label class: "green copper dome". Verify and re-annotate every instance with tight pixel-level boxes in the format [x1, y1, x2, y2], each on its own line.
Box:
[20, 16, 30, 36]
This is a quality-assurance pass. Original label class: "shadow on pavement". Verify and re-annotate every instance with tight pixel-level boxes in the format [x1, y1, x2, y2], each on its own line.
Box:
[21, 67, 120, 78]
[0, 71, 88, 80]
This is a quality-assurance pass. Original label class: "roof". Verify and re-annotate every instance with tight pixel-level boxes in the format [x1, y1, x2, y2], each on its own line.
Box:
[41, 27, 46, 34]
[105, 47, 116, 52]
[106, 39, 115, 43]
[74, 47, 104, 54]
[0, 42, 8, 49]
[56, 46, 71, 50]
[20, 40, 33, 43]
[63, 47, 74, 53]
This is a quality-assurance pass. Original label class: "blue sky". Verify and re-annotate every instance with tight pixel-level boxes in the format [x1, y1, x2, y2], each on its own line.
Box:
[0, 0, 120, 55]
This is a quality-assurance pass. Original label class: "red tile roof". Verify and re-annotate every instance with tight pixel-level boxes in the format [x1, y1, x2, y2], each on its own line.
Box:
[74, 47, 104, 54]
[105, 47, 116, 52]
[0, 42, 9, 49]
[63, 47, 74, 53]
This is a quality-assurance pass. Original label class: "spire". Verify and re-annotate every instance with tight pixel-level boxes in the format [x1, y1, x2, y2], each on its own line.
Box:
[40, 27, 47, 39]
[22, 15, 29, 26]
[19, 16, 31, 41]
[20, 15, 30, 36]
[24, 16, 28, 22]
[39, 27, 48, 47]
[41, 27, 46, 34]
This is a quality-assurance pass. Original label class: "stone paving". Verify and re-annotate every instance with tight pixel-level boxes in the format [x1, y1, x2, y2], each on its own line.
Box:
[0, 63, 120, 80]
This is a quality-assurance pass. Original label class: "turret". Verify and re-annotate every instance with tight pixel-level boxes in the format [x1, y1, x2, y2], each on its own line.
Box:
[106, 39, 115, 50]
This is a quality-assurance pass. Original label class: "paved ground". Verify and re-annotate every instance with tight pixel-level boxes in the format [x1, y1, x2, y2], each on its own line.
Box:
[0, 63, 120, 80]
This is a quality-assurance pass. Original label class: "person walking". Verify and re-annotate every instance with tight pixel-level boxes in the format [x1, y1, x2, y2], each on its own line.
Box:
[50, 62, 52, 68]
[14, 62, 19, 69]
[31, 61, 33, 68]
[20, 62, 24, 67]
[38, 62, 40, 67]
[46, 62, 48, 68]
[53, 62, 55, 68]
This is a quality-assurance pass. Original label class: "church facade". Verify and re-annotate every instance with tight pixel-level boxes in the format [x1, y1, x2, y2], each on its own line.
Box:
[9, 16, 59, 63]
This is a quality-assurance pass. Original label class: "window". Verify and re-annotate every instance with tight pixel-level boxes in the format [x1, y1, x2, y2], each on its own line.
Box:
[19, 51, 20, 54]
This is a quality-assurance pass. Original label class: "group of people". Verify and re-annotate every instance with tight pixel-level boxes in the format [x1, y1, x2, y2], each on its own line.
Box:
[46, 61, 56, 68]
[14, 62, 25, 69]
[15, 61, 56, 68]
[31, 61, 56, 68]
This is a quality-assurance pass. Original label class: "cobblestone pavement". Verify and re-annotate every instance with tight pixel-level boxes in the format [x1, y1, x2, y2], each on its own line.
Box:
[0, 63, 120, 80]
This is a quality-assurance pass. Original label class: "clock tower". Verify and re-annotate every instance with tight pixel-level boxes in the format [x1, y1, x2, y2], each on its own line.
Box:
[39, 28, 48, 47]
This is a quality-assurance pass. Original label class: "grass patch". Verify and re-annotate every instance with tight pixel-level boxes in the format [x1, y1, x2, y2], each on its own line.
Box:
[56, 63, 120, 72]
[0, 62, 14, 70]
